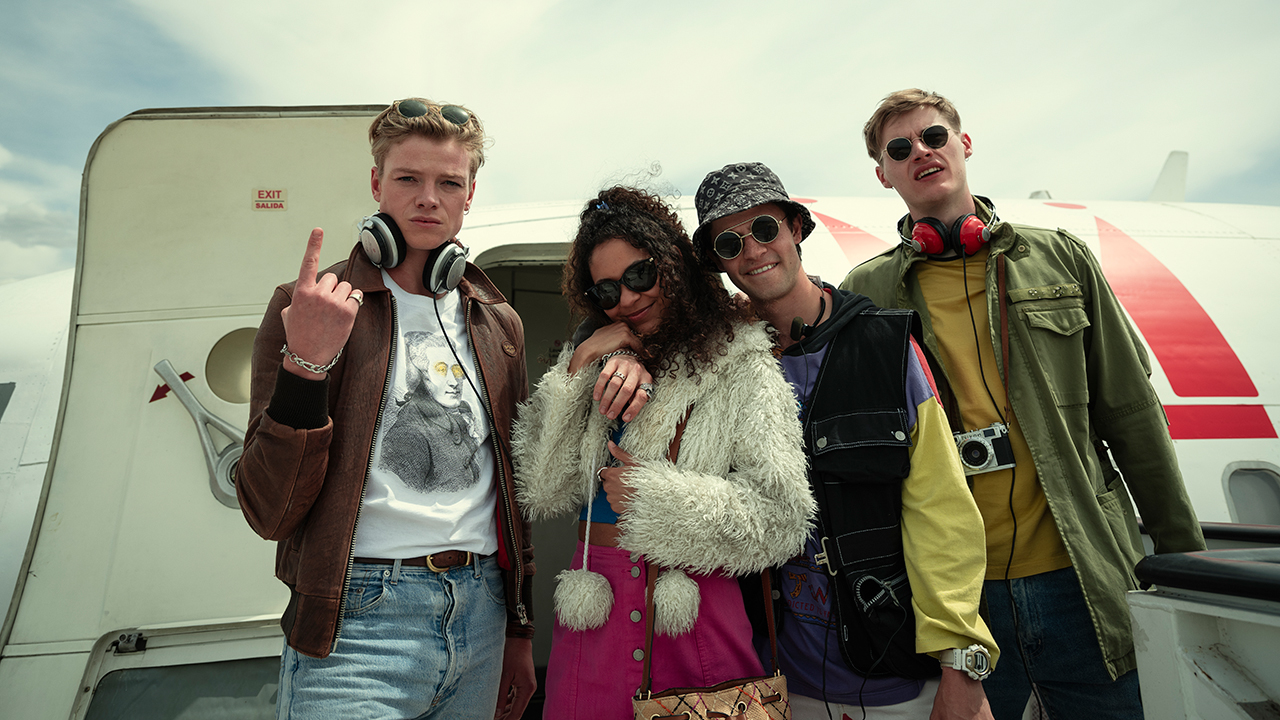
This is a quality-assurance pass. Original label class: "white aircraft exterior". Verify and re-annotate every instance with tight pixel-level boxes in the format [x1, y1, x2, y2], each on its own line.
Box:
[0, 106, 1275, 718]
[0, 269, 72, 640]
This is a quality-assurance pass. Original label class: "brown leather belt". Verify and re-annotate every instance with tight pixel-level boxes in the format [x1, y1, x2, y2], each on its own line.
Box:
[578, 520, 623, 548]
[353, 551, 474, 572]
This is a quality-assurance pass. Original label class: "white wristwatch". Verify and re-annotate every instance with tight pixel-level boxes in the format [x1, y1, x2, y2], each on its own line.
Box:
[938, 644, 993, 681]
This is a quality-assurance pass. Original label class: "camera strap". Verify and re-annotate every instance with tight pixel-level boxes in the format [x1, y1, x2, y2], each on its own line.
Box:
[997, 253, 1014, 428]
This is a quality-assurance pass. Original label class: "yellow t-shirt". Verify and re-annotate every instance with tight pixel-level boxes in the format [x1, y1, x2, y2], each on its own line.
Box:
[915, 248, 1071, 579]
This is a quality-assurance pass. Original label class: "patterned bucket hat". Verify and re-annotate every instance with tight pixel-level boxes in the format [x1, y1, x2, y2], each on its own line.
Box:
[692, 162, 815, 266]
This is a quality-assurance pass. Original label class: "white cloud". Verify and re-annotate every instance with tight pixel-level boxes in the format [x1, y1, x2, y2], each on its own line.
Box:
[0, 201, 77, 251]
[0, 148, 81, 277]
[120, 0, 1279, 209]
[127, 0, 564, 104]
[0, 240, 67, 285]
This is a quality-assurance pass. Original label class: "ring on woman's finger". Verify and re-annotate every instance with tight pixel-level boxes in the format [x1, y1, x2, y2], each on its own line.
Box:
[596, 467, 606, 483]
[348, 290, 364, 307]
[612, 371, 627, 381]
[638, 382, 656, 399]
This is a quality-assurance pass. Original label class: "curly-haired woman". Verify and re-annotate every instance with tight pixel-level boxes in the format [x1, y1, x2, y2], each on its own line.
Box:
[512, 186, 815, 718]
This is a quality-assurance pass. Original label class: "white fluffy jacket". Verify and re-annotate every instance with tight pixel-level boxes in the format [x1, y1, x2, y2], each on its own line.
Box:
[513, 321, 815, 631]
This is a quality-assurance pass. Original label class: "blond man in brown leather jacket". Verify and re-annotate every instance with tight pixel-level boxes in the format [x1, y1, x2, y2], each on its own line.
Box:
[237, 98, 535, 720]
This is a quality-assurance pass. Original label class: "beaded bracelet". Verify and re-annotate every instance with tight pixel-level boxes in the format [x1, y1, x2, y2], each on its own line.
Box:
[281, 344, 343, 374]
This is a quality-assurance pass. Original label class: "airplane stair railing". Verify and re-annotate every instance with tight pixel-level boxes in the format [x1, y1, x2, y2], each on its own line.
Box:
[153, 359, 244, 509]
[1130, 548, 1280, 719]
[1136, 547, 1280, 603]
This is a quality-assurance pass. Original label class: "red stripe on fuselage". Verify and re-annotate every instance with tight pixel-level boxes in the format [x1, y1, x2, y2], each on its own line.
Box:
[1164, 405, 1277, 439]
[811, 211, 892, 266]
[1096, 217, 1256, 398]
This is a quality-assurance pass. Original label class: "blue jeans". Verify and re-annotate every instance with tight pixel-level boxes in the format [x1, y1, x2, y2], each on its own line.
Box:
[983, 567, 1143, 720]
[277, 556, 506, 719]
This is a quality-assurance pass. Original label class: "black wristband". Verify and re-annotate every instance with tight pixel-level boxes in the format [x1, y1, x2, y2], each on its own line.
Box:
[266, 364, 330, 430]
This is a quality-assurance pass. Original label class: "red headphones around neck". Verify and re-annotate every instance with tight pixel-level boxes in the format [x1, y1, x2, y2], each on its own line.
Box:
[899, 197, 999, 256]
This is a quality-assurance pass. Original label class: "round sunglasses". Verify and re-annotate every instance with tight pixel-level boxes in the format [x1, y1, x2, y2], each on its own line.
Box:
[584, 257, 658, 310]
[883, 124, 950, 162]
[712, 215, 783, 260]
[396, 98, 472, 126]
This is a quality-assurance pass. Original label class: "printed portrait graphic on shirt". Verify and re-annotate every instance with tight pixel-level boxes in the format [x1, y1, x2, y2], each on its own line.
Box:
[380, 331, 484, 493]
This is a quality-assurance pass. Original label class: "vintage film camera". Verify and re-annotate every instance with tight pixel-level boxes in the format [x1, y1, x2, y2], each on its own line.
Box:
[953, 422, 1016, 476]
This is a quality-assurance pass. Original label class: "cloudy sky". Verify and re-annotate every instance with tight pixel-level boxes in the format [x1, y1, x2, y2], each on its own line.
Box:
[1, 0, 1277, 284]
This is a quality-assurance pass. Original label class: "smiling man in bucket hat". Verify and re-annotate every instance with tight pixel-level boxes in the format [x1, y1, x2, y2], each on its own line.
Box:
[694, 162, 998, 720]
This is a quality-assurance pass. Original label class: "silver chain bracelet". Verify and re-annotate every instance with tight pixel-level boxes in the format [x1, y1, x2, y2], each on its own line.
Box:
[281, 344, 343, 374]
[599, 348, 638, 364]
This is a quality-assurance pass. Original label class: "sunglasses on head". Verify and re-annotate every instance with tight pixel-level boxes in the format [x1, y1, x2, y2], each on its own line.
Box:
[585, 257, 658, 310]
[712, 215, 783, 260]
[883, 124, 950, 162]
[395, 99, 472, 126]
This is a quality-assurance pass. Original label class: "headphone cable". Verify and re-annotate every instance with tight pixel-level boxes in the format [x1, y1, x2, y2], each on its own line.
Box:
[962, 249, 1045, 716]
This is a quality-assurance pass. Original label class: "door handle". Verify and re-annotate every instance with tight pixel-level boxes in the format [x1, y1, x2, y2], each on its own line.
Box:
[153, 359, 243, 508]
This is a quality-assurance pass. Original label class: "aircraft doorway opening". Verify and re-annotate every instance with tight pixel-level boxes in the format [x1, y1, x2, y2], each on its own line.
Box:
[480, 262, 574, 388]
[477, 253, 577, 713]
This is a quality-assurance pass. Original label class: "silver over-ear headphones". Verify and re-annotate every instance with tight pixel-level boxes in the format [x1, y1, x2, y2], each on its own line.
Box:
[359, 213, 406, 268]
[359, 212, 469, 293]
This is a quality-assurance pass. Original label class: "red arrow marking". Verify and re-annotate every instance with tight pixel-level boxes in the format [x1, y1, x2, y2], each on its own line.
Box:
[811, 211, 892, 266]
[150, 372, 195, 402]
[1096, 217, 1256, 398]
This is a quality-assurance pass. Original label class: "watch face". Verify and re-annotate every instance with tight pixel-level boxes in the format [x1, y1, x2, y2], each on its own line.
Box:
[966, 647, 992, 679]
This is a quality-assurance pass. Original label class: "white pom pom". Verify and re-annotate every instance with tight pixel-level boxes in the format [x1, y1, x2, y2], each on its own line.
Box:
[654, 569, 700, 636]
[554, 568, 613, 630]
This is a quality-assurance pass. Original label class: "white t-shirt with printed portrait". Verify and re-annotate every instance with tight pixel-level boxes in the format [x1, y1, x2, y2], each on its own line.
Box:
[351, 270, 498, 559]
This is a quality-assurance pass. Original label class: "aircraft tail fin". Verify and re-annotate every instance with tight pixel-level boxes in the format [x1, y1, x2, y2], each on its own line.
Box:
[1148, 150, 1189, 202]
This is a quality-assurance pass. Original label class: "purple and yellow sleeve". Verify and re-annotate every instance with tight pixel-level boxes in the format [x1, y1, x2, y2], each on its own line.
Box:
[900, 337, 1001, 664]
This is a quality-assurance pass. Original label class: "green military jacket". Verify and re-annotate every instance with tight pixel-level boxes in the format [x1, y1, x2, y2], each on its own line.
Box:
[840, 202, 1205, 679]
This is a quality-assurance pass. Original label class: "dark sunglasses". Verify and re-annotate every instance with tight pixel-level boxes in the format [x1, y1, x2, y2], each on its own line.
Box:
[584, 257, 658, 310]
[884, 124, 950, 162]
[396, 99, 472, 126]
[713, 215, 783, 260]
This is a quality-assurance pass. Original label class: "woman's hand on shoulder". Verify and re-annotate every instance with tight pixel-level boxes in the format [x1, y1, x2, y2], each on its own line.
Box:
[567, 322, 653, 422]
[596, 354, 652, 422]
[567, 322, 639, 373]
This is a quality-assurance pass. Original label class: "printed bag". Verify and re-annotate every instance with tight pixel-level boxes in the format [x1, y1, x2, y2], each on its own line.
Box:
[632, 672, 789, 719]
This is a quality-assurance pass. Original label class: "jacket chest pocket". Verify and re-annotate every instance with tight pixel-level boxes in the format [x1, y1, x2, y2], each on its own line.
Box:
[1013, 292, 1091, 408]
[808, 408, 912, 483]
[808, 410, 910, 578]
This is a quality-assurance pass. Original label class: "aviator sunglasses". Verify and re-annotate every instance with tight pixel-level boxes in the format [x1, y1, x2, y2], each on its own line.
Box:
[713, 215, 783, 260]
[584, 257, 658, 310]
[396, 98, 472, 126]
[883, 124, 950, 162]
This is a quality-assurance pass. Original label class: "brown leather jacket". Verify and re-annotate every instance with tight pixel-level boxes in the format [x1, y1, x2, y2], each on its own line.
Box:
[237, 243, 534, 658]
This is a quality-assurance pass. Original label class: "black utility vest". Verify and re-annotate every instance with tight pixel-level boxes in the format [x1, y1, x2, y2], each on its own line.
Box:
[803, 307, 940, 680]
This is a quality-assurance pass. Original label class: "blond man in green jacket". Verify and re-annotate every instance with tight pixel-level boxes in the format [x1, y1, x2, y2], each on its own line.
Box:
[843, 88, 1205, 720]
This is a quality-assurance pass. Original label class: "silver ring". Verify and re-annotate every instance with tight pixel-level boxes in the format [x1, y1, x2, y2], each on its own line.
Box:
[612, 371, 626, 381]
[348, 291, 364, 307]
[596, 467, 606, 483]
[638, 382, 656, 399]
